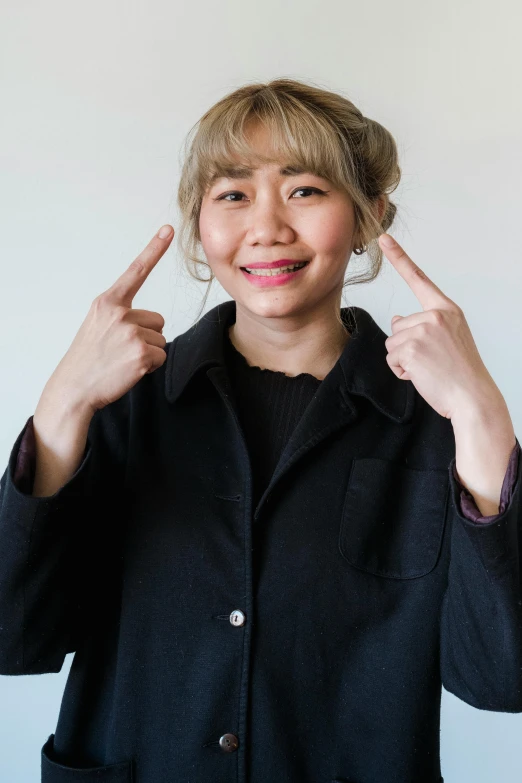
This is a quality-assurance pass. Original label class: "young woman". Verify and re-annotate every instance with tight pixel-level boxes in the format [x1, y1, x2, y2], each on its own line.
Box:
[0, 78, 520, 783]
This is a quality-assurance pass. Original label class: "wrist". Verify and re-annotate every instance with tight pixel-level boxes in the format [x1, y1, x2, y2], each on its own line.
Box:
[36, 379, 95, 426]
[451, 397, 516, 463]
[451, 389, 511, 430]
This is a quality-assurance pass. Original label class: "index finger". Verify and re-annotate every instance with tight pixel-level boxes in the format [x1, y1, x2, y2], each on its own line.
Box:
[378, 233, 449, 311]
[106, 225, 174, 307]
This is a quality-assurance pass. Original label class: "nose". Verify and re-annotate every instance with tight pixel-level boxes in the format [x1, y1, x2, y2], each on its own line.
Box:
[246, 197, 296, 246]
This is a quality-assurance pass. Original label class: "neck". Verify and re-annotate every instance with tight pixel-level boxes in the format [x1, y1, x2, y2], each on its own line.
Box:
[228, 301, 350, 381]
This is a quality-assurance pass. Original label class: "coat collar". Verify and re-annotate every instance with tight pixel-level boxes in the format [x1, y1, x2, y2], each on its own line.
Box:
[165, 299, 415, 425]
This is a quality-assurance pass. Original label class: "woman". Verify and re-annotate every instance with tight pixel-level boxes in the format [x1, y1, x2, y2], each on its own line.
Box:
[0, 78, 520, 783]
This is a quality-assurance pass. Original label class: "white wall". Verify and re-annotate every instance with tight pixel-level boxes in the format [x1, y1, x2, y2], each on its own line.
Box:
[1, 1, 521, 780]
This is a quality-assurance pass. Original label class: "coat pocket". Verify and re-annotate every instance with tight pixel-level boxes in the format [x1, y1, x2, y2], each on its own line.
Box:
[41, 735, 134, 782]
[339, 457, 449, 579]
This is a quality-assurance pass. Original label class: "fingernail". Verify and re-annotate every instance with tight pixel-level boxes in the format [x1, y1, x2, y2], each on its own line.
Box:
[158, 225, 172, 239]
[380, 233, 395, 247]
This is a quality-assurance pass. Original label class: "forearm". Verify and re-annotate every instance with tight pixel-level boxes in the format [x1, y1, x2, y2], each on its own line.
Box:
[452, 396, 517, 517]
[32, 381, 94, 498]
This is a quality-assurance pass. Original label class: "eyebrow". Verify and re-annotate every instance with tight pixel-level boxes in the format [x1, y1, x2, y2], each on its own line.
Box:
[209, 164, 316, 184]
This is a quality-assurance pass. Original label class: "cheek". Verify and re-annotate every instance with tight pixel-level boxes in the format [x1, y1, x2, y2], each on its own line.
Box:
[304, 210, 354, 257]
[199, 214, 239, 264]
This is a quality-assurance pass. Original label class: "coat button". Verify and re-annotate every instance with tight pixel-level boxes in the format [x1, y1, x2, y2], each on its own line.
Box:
[219, 733, 239, 752]
[229, 609, 246, 627]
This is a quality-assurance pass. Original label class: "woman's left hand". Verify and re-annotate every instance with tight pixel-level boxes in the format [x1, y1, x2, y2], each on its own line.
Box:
[378, 233, 505, 422]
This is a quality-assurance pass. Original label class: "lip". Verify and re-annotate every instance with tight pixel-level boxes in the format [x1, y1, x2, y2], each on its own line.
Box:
[240, 261, 309, 287]
[240, 259, 308, 270]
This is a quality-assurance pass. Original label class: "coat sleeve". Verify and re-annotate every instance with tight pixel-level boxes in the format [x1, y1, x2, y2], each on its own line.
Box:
[440, 436, 522, 712]
[453, 440, 520, 523]
[0, 400, 128, 676]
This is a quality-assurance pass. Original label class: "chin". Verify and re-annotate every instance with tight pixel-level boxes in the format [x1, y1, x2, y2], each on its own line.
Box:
[236, 293, 310, 320]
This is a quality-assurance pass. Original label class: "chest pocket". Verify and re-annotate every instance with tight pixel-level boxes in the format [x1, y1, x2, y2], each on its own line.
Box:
[339, 457, 449, 579]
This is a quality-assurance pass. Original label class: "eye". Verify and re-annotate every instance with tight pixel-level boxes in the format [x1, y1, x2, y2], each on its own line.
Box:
[291, 187, 327, 198]
[216, 191, 244, 202]
[215, 186, 327, 202]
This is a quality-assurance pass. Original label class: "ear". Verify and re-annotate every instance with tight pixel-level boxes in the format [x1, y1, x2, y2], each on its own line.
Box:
[375, 195, 387, 223]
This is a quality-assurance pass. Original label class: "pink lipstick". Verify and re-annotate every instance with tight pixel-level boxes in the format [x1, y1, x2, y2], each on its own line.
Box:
[240, 259, 310, 287]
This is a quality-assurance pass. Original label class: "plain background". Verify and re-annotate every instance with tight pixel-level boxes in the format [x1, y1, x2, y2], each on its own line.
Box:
[1, 1, 521, 780]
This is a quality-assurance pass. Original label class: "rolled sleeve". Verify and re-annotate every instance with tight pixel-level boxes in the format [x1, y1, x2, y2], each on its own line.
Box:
[12, 416, 37, 495]
[452, 439, 521, 523]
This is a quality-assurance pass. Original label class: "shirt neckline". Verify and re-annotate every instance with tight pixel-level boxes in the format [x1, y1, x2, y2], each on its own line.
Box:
[224, 327, 322, 382]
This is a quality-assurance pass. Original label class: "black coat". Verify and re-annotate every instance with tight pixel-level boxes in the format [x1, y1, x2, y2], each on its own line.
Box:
[1, 299, 521, 783]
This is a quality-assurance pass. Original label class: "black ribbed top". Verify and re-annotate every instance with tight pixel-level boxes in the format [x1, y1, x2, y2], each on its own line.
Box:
[223, 327, 322, 508]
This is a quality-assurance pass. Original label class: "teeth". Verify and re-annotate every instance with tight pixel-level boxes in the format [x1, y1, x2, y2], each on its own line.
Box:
[245, 262, 307, 276]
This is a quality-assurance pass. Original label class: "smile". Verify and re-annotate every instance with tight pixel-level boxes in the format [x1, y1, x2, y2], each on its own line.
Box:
[242, 261, 309, 276]
[240, 261, 310, 287]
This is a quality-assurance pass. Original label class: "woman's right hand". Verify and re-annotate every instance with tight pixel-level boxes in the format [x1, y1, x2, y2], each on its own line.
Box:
[42, 224, 175, 415]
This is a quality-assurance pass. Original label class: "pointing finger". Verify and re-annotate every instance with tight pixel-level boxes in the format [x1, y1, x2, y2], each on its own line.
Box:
[378, 233, 453, 312]
[106, 225, 174, 307]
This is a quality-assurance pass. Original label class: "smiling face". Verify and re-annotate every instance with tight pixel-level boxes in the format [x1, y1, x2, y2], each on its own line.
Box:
[198, 122, 359, 321]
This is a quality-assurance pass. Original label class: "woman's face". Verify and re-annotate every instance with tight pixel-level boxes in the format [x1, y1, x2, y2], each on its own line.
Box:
[198, 123, 359, 320]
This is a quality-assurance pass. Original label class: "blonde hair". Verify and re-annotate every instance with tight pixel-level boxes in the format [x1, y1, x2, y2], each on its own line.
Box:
[176, 77, 401, 325]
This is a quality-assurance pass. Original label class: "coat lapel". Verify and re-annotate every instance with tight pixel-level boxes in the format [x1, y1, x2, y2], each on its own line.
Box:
[165, 299, 416, 519]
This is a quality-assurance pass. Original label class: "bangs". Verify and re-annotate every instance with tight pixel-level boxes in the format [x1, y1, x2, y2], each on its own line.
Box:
[194, 95, 357, 194]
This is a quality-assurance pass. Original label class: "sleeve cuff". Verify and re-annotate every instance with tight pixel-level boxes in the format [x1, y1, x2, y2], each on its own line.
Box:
[13, 415, 37, 495]
[452, 438, 521, 523]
